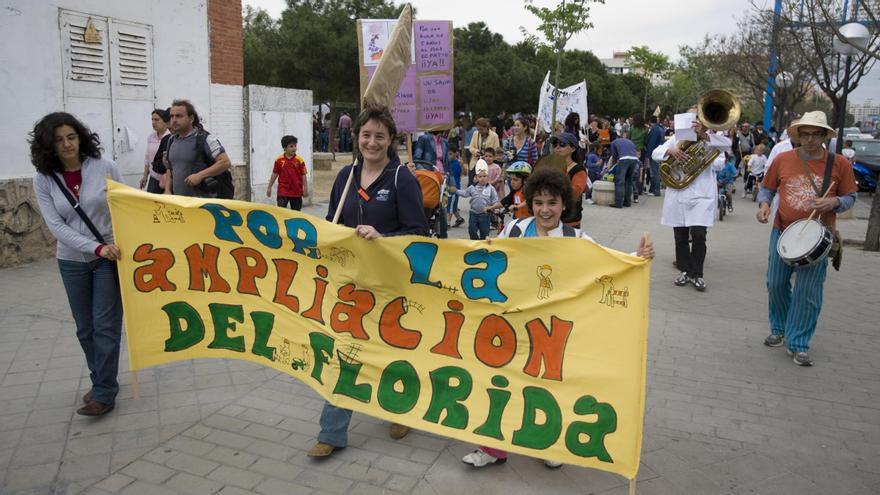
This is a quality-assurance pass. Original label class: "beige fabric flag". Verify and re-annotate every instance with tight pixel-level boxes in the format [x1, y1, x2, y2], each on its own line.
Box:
[362, 4, 413, 109]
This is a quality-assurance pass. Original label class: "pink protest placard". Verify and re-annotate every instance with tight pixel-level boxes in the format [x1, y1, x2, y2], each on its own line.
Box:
[415, 21, 451, 72]
[418, 74, 453, 128]
[367, 64, 418, 133]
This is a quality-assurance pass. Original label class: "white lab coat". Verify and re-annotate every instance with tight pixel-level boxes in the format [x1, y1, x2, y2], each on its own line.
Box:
[652, 135, 725, 228]
[764, 139, 793, 222]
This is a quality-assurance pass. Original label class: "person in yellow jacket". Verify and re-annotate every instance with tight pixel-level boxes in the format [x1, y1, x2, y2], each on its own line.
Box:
[467, 117, 500, 186]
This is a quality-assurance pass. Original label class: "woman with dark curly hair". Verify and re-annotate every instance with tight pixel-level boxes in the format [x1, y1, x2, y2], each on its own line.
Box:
[30, 112, 122, 417]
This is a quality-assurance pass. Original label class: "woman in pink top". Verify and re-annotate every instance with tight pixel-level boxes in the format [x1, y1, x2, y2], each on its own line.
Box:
[141, 108, 171, 193]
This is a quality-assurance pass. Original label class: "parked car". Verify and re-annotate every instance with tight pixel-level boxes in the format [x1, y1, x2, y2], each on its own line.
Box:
[850, 138, 880, 192]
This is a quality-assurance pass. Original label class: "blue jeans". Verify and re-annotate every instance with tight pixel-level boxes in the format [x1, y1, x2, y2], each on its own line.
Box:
[318, 401, 353, 447]
[339, 129, 351, 152]
[468, 212, 490, 239]
[767, 228, 828, 352]
[649, 159, 661, 195]
[57, 258, 123, 404]
[446, 191, 460, 215]
[614, 159, 638, 207]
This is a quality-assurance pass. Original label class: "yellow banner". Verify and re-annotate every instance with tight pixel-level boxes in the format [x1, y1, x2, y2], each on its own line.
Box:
[107, 181, 650, 478]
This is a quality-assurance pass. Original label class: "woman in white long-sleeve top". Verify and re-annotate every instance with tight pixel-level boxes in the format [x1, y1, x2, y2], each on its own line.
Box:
[651, 109, 727, 292]
[30, 112, 123, 417]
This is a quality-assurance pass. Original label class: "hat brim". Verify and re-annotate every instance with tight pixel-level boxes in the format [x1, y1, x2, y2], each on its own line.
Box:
[787, 122, 835, 140]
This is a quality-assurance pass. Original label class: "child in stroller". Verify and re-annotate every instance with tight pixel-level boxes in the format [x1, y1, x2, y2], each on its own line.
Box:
[410, 159, 448, 238]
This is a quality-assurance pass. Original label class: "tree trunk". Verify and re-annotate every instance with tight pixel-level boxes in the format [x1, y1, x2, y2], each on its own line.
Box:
[643, 84, 649, 120]
[552, 49, 562, 132]
[866, 185, 880, 251]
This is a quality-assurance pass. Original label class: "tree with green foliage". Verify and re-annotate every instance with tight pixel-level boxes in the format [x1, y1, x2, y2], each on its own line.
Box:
[243, 0, 404, 153]
[243, 2, 649, 127]
[523, 0, 604, 128]
[452, 23, 544, 116]
[626, 46, 670, 119]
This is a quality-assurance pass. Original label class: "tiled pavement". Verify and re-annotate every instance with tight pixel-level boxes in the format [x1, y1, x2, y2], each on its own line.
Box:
[1, 189, 879, 495]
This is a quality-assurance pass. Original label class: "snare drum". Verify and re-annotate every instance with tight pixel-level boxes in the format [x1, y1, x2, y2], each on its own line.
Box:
[777, 219, 833, 267]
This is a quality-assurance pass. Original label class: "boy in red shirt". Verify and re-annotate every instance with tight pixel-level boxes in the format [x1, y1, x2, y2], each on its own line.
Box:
[267, 135, 308, 210]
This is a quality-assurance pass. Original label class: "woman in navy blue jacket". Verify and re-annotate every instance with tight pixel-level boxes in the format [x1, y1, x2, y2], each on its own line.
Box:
[310, 105, 427, 458]
[324, 106, 428, 238]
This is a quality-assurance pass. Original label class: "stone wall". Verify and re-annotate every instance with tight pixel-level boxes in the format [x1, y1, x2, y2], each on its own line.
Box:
[0, 165, 250, 268]
[0, 178, 55, 268]
[231, 164, 250, 201]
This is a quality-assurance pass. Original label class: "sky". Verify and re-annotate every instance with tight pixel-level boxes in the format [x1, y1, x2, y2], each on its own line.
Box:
[244, 0, 878, 104]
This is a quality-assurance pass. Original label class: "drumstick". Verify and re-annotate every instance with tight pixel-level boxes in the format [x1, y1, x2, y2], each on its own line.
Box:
[800, 180, 836, 233]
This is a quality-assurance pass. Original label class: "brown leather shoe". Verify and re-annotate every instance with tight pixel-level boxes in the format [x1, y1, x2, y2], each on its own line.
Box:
[307, 442, 337, 458]
[83, 390, 92, 404]
[76, 401, 114, 416]
[389, 423, 410, 439]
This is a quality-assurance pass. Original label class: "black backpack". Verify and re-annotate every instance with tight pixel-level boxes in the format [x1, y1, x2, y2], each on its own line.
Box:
[170, 128, 234, 199]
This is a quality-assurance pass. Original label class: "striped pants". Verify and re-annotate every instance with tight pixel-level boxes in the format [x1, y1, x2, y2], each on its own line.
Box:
[767, 228, 828, 352]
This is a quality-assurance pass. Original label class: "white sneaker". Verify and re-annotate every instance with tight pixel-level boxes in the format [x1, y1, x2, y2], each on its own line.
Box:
[585, 198, 595, 205]
[462, 450, 506, 467]
[544, 460, 563, 469]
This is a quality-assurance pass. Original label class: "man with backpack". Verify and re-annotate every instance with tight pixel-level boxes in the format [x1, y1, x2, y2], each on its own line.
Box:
[164, 99, 233, 198]
[733, 122, 755, 177]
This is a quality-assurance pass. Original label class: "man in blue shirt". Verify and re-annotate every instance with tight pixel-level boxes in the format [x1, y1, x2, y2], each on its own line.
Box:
[609, 132, 641, 208]
[645, 116, 666, 196]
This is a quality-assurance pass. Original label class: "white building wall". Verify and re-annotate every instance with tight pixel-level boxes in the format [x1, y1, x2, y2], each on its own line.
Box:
[0, 0, 213, 184]
[246, 85, 314, 206]
[209, 84, 245, 165]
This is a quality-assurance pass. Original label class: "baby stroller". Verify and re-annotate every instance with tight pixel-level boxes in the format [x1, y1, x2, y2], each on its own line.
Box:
[411, 160, 448, 238]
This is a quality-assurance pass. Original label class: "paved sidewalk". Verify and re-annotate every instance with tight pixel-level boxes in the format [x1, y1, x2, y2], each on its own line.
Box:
[1, 191, 879, 495]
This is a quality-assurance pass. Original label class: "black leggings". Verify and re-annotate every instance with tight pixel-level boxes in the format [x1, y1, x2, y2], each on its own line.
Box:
[673, 226, 707, 278]
[277, 196, 303, 210]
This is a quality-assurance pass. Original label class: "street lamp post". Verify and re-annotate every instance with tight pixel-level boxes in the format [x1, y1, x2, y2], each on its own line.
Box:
[774, 71, 793, 131]
[832, 22, 870, 153]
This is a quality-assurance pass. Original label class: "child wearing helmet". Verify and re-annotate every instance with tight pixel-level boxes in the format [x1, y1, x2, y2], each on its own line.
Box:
[488, 161, 532, 220]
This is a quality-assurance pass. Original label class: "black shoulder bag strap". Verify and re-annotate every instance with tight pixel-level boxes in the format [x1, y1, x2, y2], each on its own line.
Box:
[796, 150, 835, 196]
[821, 151, 834, 196]
[47, 172, 106, 244]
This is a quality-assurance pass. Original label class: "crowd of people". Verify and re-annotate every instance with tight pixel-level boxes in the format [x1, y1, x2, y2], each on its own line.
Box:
[27, 94, 855, 472]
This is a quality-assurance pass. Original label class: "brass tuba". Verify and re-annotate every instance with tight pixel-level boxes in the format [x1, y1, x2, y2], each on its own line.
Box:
[659, 89, 741, 189]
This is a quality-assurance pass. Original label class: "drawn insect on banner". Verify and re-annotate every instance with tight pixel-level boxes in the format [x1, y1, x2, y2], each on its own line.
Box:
[108, 182, 650, 479]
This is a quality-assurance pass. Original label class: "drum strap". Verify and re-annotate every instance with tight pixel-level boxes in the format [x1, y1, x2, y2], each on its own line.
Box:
[797, 150, 835, 197]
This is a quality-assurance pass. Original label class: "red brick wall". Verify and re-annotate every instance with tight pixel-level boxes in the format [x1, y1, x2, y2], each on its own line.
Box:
[208, 0, 243, 86]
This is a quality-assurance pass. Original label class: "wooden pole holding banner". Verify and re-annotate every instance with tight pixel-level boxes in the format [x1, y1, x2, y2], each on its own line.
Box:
[332, 168, 356, 224]
[334, 4, 413, 223]
[130, 369, 140, 400]
[124, 330, 141, 400]
[406, 133, 413, 164]
[629, 478, 637, 495]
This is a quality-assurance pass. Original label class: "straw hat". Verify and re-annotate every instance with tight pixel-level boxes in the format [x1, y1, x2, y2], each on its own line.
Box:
[787, 111, 835, 140]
